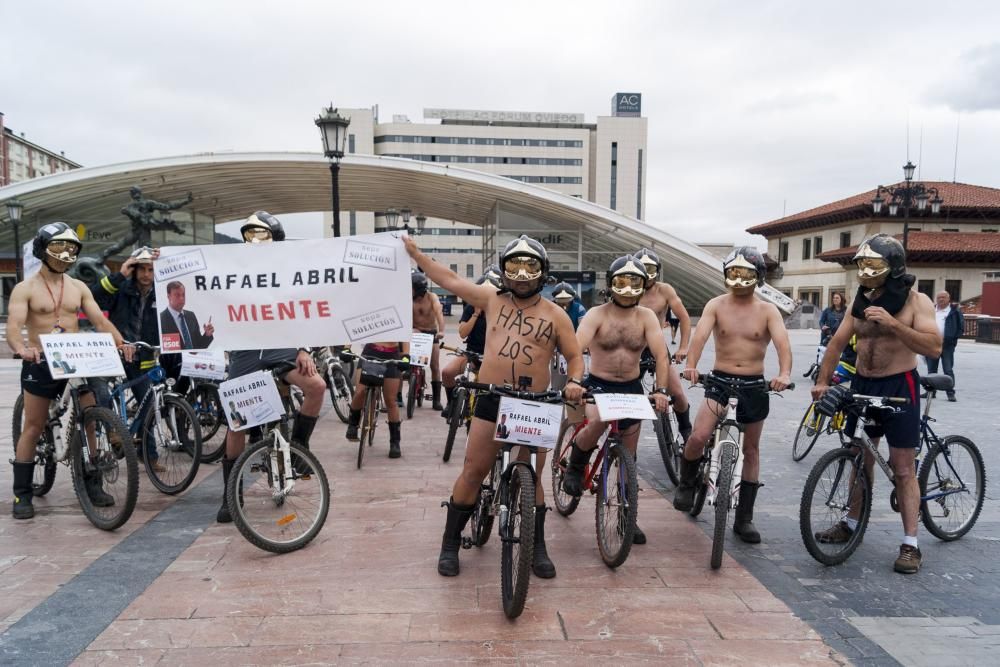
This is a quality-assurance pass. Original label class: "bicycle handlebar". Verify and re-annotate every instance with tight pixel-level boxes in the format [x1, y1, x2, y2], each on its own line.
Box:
[339, 349, 410, 368]
[455, 378, 563, 403]
[694, 372, 795, 393]
[123, 340, 159, 352]
[440, 344, 483, 362]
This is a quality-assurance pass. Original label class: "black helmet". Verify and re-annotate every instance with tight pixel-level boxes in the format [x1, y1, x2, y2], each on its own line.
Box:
[478, 264, 503, 289]
[412, 270, 429, 297]
[499, 234, 549, 296]
[606, 254, 647, 307]
[551, 281, 577, 303]
[722, 246, 766, 294]
[634, 247, 661, 283]
[32, 222, 82, 265]
[853, 234, 906, 288]
[240, 211, 285, 243]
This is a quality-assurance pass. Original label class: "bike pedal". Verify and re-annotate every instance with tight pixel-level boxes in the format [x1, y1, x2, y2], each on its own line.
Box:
[461, 537, 473, 549]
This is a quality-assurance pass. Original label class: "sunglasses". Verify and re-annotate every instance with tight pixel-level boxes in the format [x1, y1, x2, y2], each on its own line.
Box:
[503, 256, 542, 280]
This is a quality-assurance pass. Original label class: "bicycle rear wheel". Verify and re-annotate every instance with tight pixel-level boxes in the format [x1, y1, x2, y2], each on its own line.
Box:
[328, 366, 353, 424]
[70, 407, 137, 531]
[500, 465, 535, 619]
[191, 384, 226, 462]
[595, 442, 638, 568]
[471, 455, 500, 547]
[792, 403, 826, 462]
[443, 387, 467, 463]
[229, 437, 331, 553]
[142, 394, 202, 494]
[551, 423, 582, 517]
[800, 447, 872, 566]
[406, 372, 419, 419]
[710, 443, 737, 570]
[12, 393, 58, 497]
[654, 412, 681, 486]
[919, 435, 986, 541]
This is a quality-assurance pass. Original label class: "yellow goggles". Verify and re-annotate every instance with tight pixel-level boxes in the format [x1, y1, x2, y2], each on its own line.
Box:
[611, 274, 645, 292]
[642, 263, 658, 279]
[503, 256, 542, 280]
[243, 228, 273, 243]
[856, 257, 888, 277]
[47, 241, 80, 258]
[725, 267, 758, 283]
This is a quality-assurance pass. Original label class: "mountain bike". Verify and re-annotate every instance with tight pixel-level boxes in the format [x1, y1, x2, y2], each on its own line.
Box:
[440, 345, 481, 463]
[228, 368, 331, 553]
[457, 378, 563, 619]
[312, 346, 354, 424]
[406, 363, 427, 419]
[800, 374, 986, 566]
[550, 390, 652, 568]
[12, 386, 73, 497]
[794, 344, 854, 462]
[109, 341, 201, 494]
[688, 373, 793, 569]
[184, 377, 227, 463]
[339, 350, 408, 469]
[640, 357, 684, 486]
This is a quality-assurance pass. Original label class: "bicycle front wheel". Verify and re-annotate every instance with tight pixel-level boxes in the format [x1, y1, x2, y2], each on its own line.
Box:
[654, 412, 681, 486]
[800, 447, 872, 566]
[711, 443, 737, 570]
[12, 393, 58, 497]
[70, 407, 137, 531]
[328, 367, 353, 424]
[595, 443, 638, 569]
[229, 438, 331, 553]
[792, 403, 826, 462]
[920, 435, 986, 541]
[142, 395, 202, 494]
[500, 465, 535, 619]
[551, 424, 582, 517]
[443, 387, 467, 463]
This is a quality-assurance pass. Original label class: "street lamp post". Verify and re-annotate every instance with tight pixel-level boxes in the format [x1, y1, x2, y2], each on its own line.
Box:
[415, 214, 427, 236]
[314, 105, 351, 237]
[5, 197, 24, 282]
[383, 208, 400, 231]
[870, 161, 943, 251]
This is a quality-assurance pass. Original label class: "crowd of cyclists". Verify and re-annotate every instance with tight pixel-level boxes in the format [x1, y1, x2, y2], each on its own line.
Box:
[8, 211, 950, 577]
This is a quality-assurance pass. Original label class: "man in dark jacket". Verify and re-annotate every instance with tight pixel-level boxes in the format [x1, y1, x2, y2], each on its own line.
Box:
[91, 246, 166, 470]
[926, 291, 964, 401]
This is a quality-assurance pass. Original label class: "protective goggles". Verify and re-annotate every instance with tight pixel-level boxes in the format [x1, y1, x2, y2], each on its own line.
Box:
[503, 256, 543, 281]
[856, 257, 889, 278]
[242, 227, 273, 243]
[641, 263, 659, 280]
[724, 266, 758, 287]
[46, 241, 80, 261]
[610, 274, 646, 296]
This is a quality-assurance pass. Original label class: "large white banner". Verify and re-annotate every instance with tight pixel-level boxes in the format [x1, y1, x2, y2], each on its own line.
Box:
[152, 233, 412, 352]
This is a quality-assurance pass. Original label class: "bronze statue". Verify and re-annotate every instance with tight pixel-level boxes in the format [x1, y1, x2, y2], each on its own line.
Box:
[99, 186, 193, 262]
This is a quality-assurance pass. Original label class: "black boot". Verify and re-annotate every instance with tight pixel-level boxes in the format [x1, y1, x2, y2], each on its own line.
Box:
[672, 456, 701, 512]
[560, 442, 591, 497]
[733, 481, 763, 544]
[217, 457, 234, 523]
[291, 413, 318, 474]
[441, 386, 455, 418]
[83, 467, 115, 507]
[532, 505, 556, 578]
[633, 525, 647, 545]
[675, 407, 692, 442]
[12, 461, 35, 520]
[388, 421, 402, 459]
[345, 409, 361, 441]
[438, 498, 475, 576]
[431, 380, 443, 411]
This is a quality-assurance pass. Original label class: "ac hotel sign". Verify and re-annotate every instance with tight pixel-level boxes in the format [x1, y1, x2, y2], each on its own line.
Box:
[424, 108, 585, 124]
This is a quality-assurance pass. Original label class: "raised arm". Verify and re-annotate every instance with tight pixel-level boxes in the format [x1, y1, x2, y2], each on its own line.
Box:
[766, 303, 793, 390]
[665, 285, 691, 359]
[403, 235, 493, 310]
[457, 307, 481, 339]
[682, 298, 717, 381]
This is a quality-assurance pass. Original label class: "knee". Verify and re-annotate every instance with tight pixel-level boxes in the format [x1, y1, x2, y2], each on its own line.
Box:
[891, 457, 916, 481]
[304, 376, 326, 395]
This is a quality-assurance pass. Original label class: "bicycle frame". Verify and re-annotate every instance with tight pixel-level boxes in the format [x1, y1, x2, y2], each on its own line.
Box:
[705, 398, 744, 509]
[563, 418, 626, 499]
[495, 443, 542, 541]
[260, 415, 300, 498]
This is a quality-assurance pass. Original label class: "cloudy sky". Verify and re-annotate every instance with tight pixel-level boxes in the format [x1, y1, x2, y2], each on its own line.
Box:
[4, 0, 999, 245]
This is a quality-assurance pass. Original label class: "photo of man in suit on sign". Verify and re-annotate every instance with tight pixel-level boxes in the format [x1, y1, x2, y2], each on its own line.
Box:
[495, 413, 510, 440]
[159, 281, 214, 350]
[49, 351, 77, 376]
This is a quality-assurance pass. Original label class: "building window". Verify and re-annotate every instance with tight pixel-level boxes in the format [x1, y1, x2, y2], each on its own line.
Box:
[917, 279, 935, 299]
[779, 241, 789, 262]
[348, 134, 356, 154]
[798, 289, 821, 307]
[466, 264, 474, 278]
[349, 211, 357, 236]
[942, 228, 959, 232]
[802, 238, 812, 260]
[839, 231, 851, 248]
[945, 280, 962, 302]
[636, 149, 643, 219]
[610, 141, 618, 211]
[449, 264, 458, 273]
[982, 228, 998, 233]
[813, 236, 823, 256]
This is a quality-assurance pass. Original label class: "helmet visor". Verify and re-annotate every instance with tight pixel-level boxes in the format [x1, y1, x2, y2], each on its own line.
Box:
[856, 257, 889, 278]
[243, 227, 273, 243]
[503, 256, 543, 281]
[642, 262, 658, 280]
[725, 266, 758, 287]
[46, 240, 80, 262]
[610, 274, 645, 296]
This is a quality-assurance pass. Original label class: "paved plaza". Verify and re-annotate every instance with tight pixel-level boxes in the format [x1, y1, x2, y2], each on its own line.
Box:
[0, 327, 995, 665]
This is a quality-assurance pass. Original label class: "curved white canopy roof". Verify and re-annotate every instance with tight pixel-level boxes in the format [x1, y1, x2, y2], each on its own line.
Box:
[0, 152, 727, 307]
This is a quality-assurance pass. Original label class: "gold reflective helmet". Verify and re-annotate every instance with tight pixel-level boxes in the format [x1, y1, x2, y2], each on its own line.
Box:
[852, 234, 905, 289]
[240, 211, 285, 244]
[634, 247, 661, 286]
[32, 222, 82, 273]
[499, 235, 549, 297]
[606, 255, 647, 308]
[722, 246, 766, 296]
[130, 246, 155, 264]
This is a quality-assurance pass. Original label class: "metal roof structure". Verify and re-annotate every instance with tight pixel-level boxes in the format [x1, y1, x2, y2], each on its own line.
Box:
[0, 152, 728, 307]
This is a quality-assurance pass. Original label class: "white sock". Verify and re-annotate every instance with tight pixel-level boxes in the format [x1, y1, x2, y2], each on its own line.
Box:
[845, 517, 859, 531]
[902, 535, 918, 548]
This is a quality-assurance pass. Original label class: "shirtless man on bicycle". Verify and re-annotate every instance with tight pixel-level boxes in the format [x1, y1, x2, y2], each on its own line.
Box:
[812, 234, 940, 573]
[560, 255, 671, 545]
[404, 233, 584, 579]
[411, 271, 446, 411]
[215, 212, 326, 524]
[635, 248, 693, 440]
[675, 247, 792, 545]
[7, 223, 133, 519]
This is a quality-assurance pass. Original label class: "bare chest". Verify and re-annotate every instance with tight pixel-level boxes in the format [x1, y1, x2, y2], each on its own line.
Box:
[714, 309, 769, 345]
[412, 298, 435, 325]
[28, 280, 82, 317]
[484, 301, 558, 366]
[639, 289, 668, 321]
[593, 317, 646, 353]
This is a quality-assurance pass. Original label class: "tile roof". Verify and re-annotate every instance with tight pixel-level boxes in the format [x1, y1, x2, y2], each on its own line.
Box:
[747, 182, 1000, 236]
[817, 232, 1000, 264]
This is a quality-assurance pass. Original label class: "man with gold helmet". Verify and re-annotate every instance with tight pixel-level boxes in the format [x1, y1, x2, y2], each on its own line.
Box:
[676, 246, 792, 547]
[812, 234, 940, 574]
